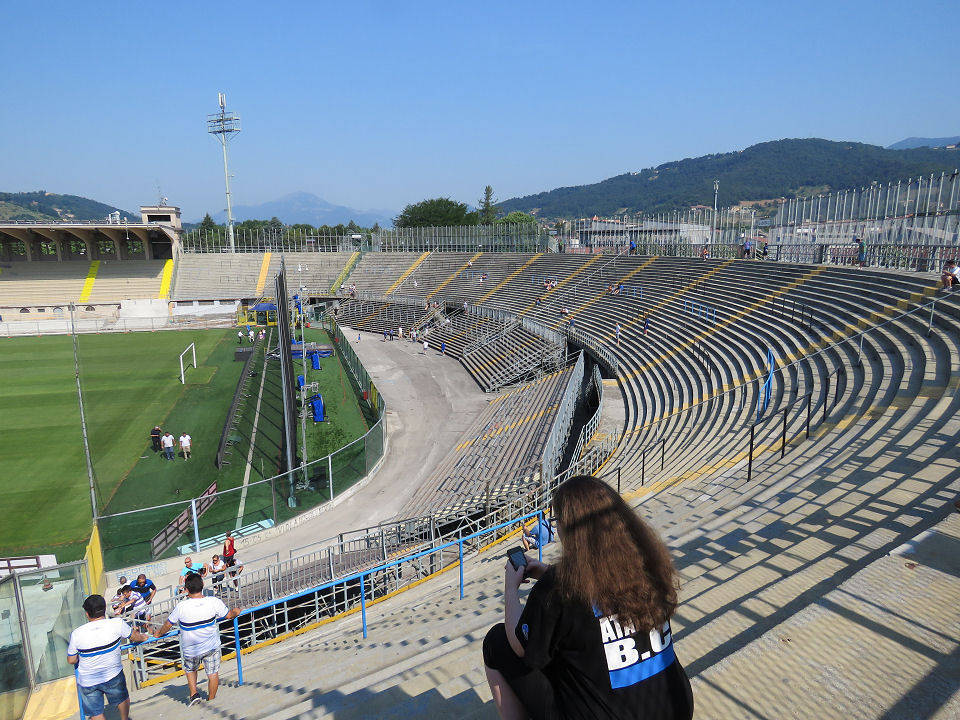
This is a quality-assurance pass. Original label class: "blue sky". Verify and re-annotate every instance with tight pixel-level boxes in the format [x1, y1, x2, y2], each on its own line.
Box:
[1, 0, 957, 221]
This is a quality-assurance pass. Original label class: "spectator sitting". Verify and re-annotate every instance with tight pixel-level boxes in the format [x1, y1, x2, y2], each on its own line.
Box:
[210, 554, 228, 586]
[618, 283, 625, 294]
[178, 557, 210, 594]
[483, 476, 693, 720]
[942, 259, 960, 288]
[519, 518, 554, 551]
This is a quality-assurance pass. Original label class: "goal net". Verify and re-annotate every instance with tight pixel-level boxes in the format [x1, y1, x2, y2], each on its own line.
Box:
[179, 342, 197, 384]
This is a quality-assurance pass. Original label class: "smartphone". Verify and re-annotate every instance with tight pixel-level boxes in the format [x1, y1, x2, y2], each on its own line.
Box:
[507, 546, 528, 572]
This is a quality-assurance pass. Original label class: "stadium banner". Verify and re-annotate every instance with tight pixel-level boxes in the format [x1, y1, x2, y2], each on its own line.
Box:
[83, 523, 106, 594]
[150, 481, 218, 558]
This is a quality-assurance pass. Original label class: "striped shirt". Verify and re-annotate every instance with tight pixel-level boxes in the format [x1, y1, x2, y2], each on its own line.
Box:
[121, 591, 148, 617]
[67, 618, 132, 687]
[167, 596, 229, 657]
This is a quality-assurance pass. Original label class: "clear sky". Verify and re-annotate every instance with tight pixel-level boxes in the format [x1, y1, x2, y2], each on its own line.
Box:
[1, 0, 957, 221]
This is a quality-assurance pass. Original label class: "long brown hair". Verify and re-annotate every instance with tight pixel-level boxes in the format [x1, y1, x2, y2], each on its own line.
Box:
[552, 475, 679, 632]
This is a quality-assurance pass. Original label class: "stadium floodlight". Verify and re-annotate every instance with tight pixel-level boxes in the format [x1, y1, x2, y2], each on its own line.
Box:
[207, 92, 241, 253]
[179, 342, 198, 384]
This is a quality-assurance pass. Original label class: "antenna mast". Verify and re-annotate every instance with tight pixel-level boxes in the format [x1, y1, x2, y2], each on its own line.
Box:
[207, 92, 241, 252]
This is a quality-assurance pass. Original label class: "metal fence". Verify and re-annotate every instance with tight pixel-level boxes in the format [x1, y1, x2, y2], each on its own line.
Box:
[181, 223, 547, 255]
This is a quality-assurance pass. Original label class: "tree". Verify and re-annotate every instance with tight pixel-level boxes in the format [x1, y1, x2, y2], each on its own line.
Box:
[394, 198, 479, 228]
[496, 210, 536, 224]
[198, 213, 218, 233]
[478, 185, 497, 224]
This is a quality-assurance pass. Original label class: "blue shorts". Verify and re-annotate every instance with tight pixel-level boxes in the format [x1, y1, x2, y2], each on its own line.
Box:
[78, 671, 128, 717]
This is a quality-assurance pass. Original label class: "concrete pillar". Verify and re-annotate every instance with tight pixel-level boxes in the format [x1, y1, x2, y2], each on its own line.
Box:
[130, 229, 152, 259]
[3, 228, 36, 261]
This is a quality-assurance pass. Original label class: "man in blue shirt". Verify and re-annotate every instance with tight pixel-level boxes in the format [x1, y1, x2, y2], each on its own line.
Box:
[178, 557, 210, 594]
[131, 574, 157, 604]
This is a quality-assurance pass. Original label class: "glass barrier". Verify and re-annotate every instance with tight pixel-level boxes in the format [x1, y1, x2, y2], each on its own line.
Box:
[0, 576, 29, 720]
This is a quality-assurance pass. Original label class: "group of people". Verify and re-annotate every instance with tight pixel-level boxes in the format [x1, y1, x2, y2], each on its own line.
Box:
[607, 283, 625, 295]
[236, 327, 266, 344]
[178, 531, 244, 593]
[150, 425, 191, 461]
[70, 532, 248, 717]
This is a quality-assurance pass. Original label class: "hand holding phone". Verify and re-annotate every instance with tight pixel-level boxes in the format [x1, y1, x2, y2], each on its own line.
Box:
[507, 546, 528, 572]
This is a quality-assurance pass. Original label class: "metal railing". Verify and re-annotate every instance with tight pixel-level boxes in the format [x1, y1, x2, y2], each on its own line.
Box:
[572, 364, 604, 462]
[121, 433, 616, 692]
[541, 351, 585, 477]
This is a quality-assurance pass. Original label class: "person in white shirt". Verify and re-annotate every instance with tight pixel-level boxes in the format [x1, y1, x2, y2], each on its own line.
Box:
[209, 554, 228, 586]
[68, 594, 146, 720]
[179, 432, 192, 460]
[116, 585, 151, 628]
[161, 431, 176, 461]
[155, 573, 242, 706]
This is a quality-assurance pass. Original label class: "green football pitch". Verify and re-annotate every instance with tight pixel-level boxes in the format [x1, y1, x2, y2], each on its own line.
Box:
[0, 326, 374, 568]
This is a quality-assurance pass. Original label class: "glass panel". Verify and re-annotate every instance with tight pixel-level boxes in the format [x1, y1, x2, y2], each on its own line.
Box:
[0, 576, 29, 720]
[18, 563, 89, 684]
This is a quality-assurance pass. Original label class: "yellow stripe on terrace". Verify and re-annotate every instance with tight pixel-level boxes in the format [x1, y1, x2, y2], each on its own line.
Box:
[456, 404, 559, 451]
[518, 253, 603, 317]
[427, 252, 482, 299]
[548, 257, 657, 330]
[254, 252, 272, 296]
[477, 253, 543, 304]
[385, 251, 431, 296]
[624, 266, 827, 381]
[77, 260, 100, 303]
[157, 259, 174, 299]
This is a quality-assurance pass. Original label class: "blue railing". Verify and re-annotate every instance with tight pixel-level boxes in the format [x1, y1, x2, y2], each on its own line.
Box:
[83, 508, 546, 717]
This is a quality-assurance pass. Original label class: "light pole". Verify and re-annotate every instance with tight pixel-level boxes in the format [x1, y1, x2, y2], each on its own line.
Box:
[207, 93, 241, 253]
[713, 179, 720, 245]
[69, 303, 98, 523]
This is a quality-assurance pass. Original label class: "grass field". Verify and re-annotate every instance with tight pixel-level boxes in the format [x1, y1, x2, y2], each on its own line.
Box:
[0, 329, 241, 562]
[0, 324, 378, 569]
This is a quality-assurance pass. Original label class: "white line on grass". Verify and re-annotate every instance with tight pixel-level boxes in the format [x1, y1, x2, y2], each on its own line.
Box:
[236, 329, 272, 529]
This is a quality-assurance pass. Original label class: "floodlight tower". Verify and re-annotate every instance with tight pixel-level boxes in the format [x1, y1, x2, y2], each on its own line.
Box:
[207, 92, 241, 252]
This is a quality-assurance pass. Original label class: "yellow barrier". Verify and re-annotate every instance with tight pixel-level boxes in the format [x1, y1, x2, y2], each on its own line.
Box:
[331, 251, 361, 293]
[83, 523, 105, 595]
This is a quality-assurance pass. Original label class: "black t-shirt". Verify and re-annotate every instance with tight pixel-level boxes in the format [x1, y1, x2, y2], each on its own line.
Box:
[516, 568, 693, 720]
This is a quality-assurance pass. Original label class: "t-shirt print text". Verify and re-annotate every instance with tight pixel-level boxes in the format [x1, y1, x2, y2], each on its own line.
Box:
[599, 616, 675, 689]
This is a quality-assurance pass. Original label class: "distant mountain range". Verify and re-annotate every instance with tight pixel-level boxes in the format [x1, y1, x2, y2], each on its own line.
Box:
[206, 192, 395, 227]
[497, 138, 960, 219]
[0, 191, 136, 223]
[887, 135, 960, 150]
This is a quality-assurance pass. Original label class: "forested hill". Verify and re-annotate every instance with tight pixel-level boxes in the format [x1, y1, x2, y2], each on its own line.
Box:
[0, 191, 136, 222]
[497, 139, 960, 218]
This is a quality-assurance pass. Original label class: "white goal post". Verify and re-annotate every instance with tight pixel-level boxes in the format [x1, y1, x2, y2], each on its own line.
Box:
[179, 342, 197, 384]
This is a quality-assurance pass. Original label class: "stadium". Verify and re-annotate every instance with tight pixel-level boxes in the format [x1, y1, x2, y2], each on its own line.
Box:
[1, 170, 959, 720]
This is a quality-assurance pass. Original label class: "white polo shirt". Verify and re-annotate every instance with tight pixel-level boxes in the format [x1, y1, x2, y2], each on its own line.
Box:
[167, 596, 229, 658]
[67, 618, 132, 687]
[179, 434, 191, 449]
[161, 434, 175, 448]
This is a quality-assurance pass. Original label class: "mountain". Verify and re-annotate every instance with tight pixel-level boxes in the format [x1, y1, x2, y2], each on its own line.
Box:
[207, 192, 394, 227]
[497, 138, 960, 218]
[0, 191, 137, 222]
[887, 136, 960, 150]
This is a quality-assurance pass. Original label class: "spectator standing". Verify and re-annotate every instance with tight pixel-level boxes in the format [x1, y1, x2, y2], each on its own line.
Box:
[440, 341, 446, 355]
[222, 531, 237, 566]
[131, 574, 157, 605]
[155, 574, 242, 706]
[68, 595, 146, 720]
[161, 432, 175, 461]
[483, 476, 693, 720]
[179, 432, 192, 461]
[643, 315, 650, 337]
[150, 425, 162, 453]
[856, 238, 867, 269]
[615, 323, 621, 347]
[248, 328, 255, 343]
[423, 339, 429, 354]
[236, 330, 243, 345]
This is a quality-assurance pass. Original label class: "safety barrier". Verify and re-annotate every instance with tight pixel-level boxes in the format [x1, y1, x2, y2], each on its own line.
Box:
[541, 351, 585, 477]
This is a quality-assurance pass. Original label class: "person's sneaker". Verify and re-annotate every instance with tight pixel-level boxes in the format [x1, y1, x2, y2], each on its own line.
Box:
[189, 693, 202, 706]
